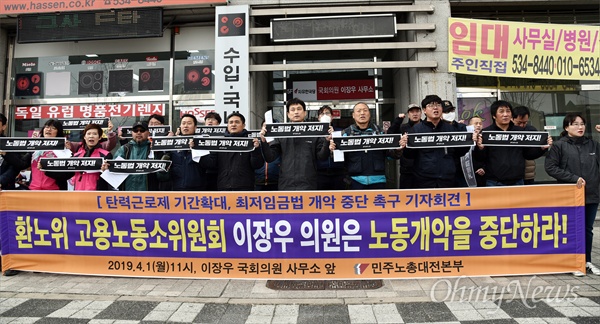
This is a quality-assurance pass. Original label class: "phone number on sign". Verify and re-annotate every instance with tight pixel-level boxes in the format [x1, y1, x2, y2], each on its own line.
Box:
[512, 54, 600, 77]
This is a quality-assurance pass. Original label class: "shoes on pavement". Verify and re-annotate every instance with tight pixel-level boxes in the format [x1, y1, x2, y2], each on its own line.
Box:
[586, 262, 600, 275]
[3, 269, 19, 276]
[573, 270, 586, 277]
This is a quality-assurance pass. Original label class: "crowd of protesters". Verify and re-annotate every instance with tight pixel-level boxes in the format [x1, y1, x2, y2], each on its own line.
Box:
[1, 95, 599, 276]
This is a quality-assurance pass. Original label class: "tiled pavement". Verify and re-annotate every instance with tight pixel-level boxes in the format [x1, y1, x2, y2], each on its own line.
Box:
[1, 227, 600, 323]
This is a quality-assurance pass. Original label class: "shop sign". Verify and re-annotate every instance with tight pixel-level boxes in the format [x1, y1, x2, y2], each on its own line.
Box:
[14, 103, 166, 119]
[291, 79, 376, 101]
[1, 0, 227, 15]
[448, 18, 600, 80]
[215, 5, 250, 121]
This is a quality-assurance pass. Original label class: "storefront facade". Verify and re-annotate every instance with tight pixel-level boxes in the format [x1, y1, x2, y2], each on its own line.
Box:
[0, 0, 598, 184]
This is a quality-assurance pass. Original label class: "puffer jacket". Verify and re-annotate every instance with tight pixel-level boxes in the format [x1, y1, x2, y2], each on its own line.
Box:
[72, 144, 112, 190]
[343, 123, 397, 177]
[263, 136, 329, 191]
[545, 135, 600, 203]
[114, 139, 156, 191]
[473, 122, 546, 184]
[404, 120, 470, 181]
[204, 130, 267, 191]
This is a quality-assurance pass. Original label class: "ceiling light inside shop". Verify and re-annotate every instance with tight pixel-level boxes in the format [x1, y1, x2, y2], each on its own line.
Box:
[187, 50, 200, 53]
[85, 54, 99, 57]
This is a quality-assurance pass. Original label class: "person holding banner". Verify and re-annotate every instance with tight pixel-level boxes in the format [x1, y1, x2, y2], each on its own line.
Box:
[260, 98, 330, 191]
[545, 113, 600, 276]
[70, 124, 112, 191]
[0, 113, 27, 191]
[160, 114, 209, 191]
[387, 103, 422, 189]
[474, 100, 551, 186]
[203, 112, 222, 191]
[68, 120, 117, 154]
[316, 105, 347, 190]
[400, 95, 471, 189]
[108, 121, 159, 191]
[330, 102, 401, 190]
[203, 113, 267, 191]
[512, 106, 537, 185]
[22, 119, 72, 190]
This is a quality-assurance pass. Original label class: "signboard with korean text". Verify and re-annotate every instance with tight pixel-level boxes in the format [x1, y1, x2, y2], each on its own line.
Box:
[214, 5, 250, 121]
[0, 137, 65, 152]
[40, 158, 103, 172]
[265, 122, 329, 138]
[15, 103, 166, 120]
[107, 159, 171, 174]
[151, 136, 194, 151]
[1, 0, 227, 16]
[332, 135, 401, 152]
[481, 131, 549, 147]
[290, 80, 376, 102]
[0, 186, 585, 279]
[196, 126, 227, 136]
[59, 118, 108, 131]
[407, 132, 474, 148]
[192, 137, 255, 152]
[448, 18, 600, 80]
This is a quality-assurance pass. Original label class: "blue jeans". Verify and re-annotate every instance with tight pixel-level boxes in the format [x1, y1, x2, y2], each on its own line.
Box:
[486, 179, 524, 186]
[585, 203, 599, 263]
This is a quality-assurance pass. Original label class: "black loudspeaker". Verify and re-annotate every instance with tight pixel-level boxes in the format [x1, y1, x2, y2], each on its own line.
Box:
[218, 13, 246, 37]
[184, 65, 212, 91]
[108, 70, 133, 93]
[78, 71, 104, 95]
[138, 68, 164, 91]
[15, 73, 43, 97]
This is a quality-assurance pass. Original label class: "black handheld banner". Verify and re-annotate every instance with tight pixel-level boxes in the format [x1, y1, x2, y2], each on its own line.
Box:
[192, 137, 255, 152]
[150, 136, 194, 151]
[265, 122, 329, 138]
[332, 134, 401, 152]
[40, 157, 103, 172]
[407, 132, 474, 148]
[0, 137, 66, 152]
[59, 118, 108, 130]
[107, 160, 172, 174]
[481, 131, 549, 147]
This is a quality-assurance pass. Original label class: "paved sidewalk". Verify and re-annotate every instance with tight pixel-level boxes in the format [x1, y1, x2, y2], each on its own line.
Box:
[1, 227, 600, 323]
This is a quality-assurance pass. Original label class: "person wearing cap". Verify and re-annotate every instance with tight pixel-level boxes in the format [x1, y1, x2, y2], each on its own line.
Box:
[474, 100, 551, 186]
[387, 103, 422, 189]
[400, 95, 471, 188]
[108, 120, 159, 191]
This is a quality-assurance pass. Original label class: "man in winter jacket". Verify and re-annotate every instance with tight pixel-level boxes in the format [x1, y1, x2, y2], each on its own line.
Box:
[387, 103, 421, 189]
[331, 102, 401, 190]
[400, 95, 471, 189]
[203, 112, 267, 191]
[159, 114, 208, 191]
[474, 100, 551, 186]
[260, 98, 330, 191]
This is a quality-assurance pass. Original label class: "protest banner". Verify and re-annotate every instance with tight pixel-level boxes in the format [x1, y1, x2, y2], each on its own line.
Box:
[0, 185, 584, 279]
